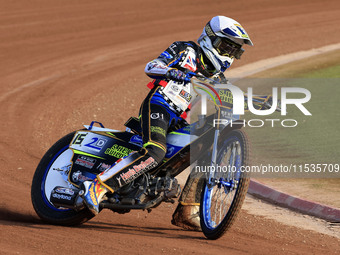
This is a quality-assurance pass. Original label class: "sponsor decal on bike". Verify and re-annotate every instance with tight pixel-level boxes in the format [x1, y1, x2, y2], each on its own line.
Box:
[53, 164, 72, 174]
[75, 155, 96, 169]
[72, 170, 93, 182]
[97, 162, 111, 172]
[165, 146, 175, 157]
[219, 89, 233, 105]
[55, 187, 75, 196]
[105, 144, 134, 159]
[116, 157, 157, 186]
[71, 132, 108, 152]
[89, 183, 98, 206]
[84, 137, 107, 152]
[52, 193, 72, 201]
[129, 135, 143, 146]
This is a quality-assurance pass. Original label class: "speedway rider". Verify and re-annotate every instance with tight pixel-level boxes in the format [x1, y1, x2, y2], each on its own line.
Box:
[82, 16, 253, 230]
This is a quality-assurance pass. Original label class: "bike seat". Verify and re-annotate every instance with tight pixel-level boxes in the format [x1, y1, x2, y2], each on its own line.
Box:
[124, 117, 142, 135]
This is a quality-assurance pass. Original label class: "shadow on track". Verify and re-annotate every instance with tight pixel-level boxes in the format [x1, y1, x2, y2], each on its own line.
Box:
[79, 221, 205, 240]
[0, 207, 41, 224]
[0, 207, 205, 240]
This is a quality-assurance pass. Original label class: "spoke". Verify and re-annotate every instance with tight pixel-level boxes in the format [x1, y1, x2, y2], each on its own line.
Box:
[219, 187, 224, 224]
[210, 186, 219, 224]
[213, 185, 222, 225]
[206, 135, 245, 229]
[220, 190, 229, 216]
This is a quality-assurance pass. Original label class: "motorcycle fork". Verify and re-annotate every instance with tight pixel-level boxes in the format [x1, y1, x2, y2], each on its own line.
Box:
[207, 129, 220, 186]
[208, 127, 237, 192]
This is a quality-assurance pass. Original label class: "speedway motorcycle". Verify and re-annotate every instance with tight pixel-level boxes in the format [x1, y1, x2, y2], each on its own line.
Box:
[31, 76, 272, 239]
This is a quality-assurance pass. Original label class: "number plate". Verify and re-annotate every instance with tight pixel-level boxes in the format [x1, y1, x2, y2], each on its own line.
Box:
[70, 131, 108, 153]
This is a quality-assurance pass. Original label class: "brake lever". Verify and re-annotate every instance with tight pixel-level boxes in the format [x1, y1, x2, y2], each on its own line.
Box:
[262, 100, 282, 112]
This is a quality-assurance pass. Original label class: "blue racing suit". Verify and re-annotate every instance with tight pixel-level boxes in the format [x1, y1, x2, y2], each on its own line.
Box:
[97, 41, 225, 191]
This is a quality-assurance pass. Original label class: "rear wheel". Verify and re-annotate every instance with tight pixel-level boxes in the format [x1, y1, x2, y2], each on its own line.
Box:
[31, 132, 94, 225]
[200, 129, 250, 239]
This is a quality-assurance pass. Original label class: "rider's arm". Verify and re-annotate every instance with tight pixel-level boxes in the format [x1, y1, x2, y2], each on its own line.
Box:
[144, 42, 184, 80]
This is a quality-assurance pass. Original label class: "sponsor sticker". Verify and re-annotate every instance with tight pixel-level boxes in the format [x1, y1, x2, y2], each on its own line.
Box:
[55, 187, 75, 195]
[84, 137, 107, 152]
[52, 193, 72, 201]
[71, 132, 108, 153]
[97, 163, 111, 172]
[75, 155, 96, 169]
[116, 157, 157, 186]
[165, 146, 175, 157]
[72, 170, 93, 182]
[105, 144, 134, 159]
[129, 135, 143, 146]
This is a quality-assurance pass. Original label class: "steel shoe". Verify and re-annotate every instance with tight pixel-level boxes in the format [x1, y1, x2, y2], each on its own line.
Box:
[171, 203, 201, 231]
[82, 178, 108, 215]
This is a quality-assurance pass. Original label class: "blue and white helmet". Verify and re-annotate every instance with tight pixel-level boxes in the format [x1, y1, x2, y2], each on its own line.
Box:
[198, 16, 253, 73]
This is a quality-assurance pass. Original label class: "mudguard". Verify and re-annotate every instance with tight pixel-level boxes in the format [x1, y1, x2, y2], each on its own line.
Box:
[68, 130, 141, 187]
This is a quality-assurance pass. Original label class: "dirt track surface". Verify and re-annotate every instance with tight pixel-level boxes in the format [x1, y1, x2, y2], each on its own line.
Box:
[1, 0, 340, 254]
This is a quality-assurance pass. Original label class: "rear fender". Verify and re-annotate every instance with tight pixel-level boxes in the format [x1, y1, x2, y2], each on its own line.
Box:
[68, 129, 141, 187]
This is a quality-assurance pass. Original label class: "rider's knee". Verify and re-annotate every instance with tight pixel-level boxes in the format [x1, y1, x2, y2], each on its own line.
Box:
[143, 143, 166, 164]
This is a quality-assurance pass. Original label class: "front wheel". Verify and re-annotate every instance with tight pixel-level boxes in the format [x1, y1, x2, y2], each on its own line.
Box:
[31, 131, 94, 225]
[200, 129, 250, 240]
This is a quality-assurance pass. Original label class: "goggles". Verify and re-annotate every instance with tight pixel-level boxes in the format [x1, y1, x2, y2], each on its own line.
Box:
[212, 37, 244, 59]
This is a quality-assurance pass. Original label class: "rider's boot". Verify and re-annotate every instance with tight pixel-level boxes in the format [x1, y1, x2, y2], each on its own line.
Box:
[82, 178, 109, 215]
[171, 172, 204, 231]
[172, 203, 201, 231]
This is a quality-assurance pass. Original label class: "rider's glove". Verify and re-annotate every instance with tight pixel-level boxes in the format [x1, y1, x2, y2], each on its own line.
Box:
[166, 69, 196, 83]
[166, 69, 186, 82]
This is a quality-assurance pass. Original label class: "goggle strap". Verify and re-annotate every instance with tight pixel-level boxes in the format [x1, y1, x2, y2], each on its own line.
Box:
[205, 22, 216, 38]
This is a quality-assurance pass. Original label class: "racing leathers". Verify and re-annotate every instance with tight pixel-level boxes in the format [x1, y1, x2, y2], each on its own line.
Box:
[83, 41, 226, 222]
[144, 41, 228, 230]
[96, 40, 222, 187]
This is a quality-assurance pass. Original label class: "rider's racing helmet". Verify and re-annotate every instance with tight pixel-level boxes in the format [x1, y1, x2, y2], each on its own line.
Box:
[198, 16, 253, 73]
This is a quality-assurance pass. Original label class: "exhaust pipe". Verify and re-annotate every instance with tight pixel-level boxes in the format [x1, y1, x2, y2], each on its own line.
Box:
[50, 186, 85, 211]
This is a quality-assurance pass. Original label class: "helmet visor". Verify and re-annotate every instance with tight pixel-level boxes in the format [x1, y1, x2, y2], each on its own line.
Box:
[212, 37, 244, 59]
